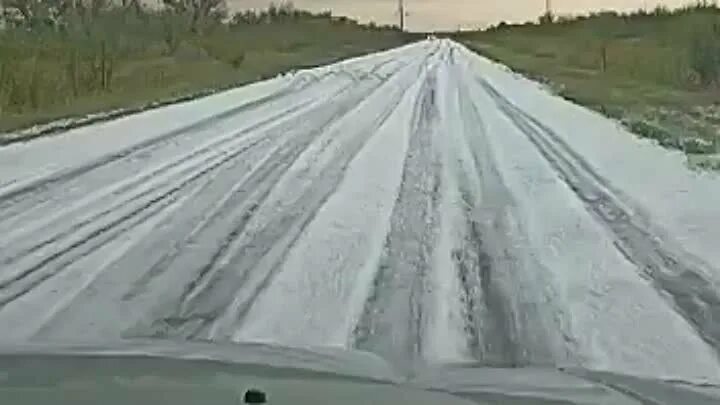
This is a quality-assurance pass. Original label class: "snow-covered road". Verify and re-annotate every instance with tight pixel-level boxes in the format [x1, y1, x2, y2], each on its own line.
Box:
[2, 39, 720, 383]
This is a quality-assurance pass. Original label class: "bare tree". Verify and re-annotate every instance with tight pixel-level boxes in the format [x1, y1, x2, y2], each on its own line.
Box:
[0, 0, 97, 28]
[162, 0, 227, 32]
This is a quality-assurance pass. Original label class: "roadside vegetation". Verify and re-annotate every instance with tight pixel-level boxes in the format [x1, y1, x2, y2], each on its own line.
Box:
[456, 1, 720, 170]
[0, 0, 414, 134]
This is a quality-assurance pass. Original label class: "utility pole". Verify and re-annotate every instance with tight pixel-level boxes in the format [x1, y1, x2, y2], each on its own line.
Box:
[545, 0, 552, 15]
[398, 0, 405, 31]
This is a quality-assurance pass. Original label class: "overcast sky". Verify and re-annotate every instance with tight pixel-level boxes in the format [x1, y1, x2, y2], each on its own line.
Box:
[230, 0, 696, 31]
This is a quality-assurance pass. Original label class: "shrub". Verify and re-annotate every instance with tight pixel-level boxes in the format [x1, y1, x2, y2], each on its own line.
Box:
[688, 20, 720, 86]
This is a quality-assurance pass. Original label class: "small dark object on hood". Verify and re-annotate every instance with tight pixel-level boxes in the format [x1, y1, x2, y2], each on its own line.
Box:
[243, 388, 267, 404]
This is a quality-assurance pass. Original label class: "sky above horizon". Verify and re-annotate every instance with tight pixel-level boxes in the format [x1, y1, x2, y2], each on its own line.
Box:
[230, 0, 697, 30]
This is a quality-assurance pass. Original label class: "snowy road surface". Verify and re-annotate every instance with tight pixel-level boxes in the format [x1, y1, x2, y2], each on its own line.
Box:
[2, 39, 720, 383]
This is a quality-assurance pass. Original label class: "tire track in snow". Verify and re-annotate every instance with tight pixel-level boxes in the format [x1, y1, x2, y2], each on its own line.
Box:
[0, 59, 411, 336]
[123, 64, 417, 341]
[226, 50, 438, 347]
[422, 49, 579, 367]
[430, 59, 529, 367]
[14, 122, 299, 339]
[205, 53, 434, 341]
[14, 53, 420, 341]
[22, 174, 224, 340]
[0, 75, 357, 238]
[450, 58, 515, 365]
[453, 83, 563, 366]
[0, 54, 414, 231]
[0, 58, 411, 319]
[115, 138, 280, 303]
[0, 138, 260, 310]
[0, 72, 325, 208]
[480, 77, 720, 356]
[0, 133, 266, 269]
[352, 67, 442, 368]
[24, 51, 422, 342]
[449, 188, 522, 366]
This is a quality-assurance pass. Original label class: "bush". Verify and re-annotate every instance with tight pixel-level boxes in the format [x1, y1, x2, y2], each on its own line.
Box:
[689, 20, 720, 86]
[683, 137, 717, 154]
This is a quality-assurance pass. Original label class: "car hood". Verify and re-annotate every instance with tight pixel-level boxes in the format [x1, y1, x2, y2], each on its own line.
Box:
[0, 339, 719, 405]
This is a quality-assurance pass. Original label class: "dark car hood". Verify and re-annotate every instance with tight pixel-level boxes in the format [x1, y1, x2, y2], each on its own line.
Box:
[0, 339, 719, 404]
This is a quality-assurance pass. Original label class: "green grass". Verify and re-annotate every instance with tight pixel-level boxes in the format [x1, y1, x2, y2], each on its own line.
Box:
[0, 6, 416, 134]
[454, 3, 720, 159]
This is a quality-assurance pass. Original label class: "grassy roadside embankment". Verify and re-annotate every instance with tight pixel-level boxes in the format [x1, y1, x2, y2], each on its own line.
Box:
[0, 2, 416, 136]
[455, 3, 720, 170]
